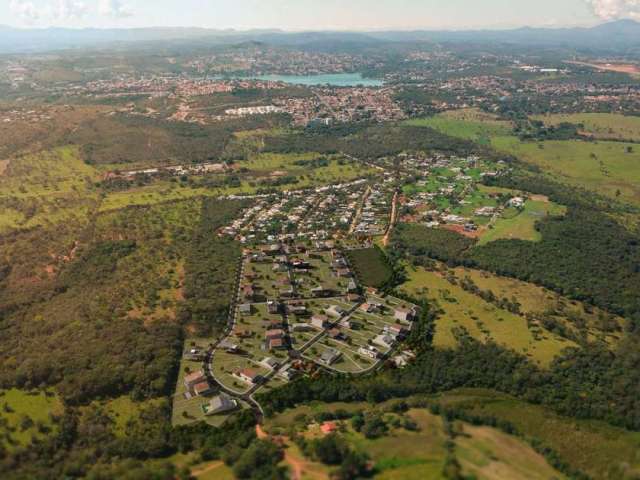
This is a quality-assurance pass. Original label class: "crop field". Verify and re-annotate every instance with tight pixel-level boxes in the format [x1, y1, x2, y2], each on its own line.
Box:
[491, 136, 640, 206]
[346, 247, 393, 288]
[400, 267, 576, 366]
[0, 388, 63, 450]
[0, 145, 100, 232]
[433, 388, 640, 480]
[533, 113, 640, 142]
[449, 266, 625, 346]
[478, 199, 566, 245]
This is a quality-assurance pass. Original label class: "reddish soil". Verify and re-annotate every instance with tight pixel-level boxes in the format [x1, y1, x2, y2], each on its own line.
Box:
[441, 224, 485, 239]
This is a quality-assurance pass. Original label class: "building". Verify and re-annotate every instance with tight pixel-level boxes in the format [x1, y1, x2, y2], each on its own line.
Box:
[239, 303, 252, 315]
[373, 334, 395, 349]
[358, 346, 379, 359]
[394, 307, 416, 323]
[319, 348, 342, 366]
[325, 305, 345, 318]
[235, 369, 262, 385]
[183, 347, 205, 361]
[203, 394, 238, 416]
[267, 300, 281, 314]
[292, 322, 313, 332]
[311, 314, 330, 329]
[260, 357, 280, 370]
[193, 381, 215, 397]
[183, 370, 207, 390]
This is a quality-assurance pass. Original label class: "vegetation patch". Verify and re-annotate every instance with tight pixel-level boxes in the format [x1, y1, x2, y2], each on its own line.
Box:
[346, 247, 393, 288]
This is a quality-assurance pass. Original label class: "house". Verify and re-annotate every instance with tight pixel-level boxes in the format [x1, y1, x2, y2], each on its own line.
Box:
[193, 381, 215, 397]
[278, 364, 298, 381]
[358, 346, 379, 360]
[267, 337, 286, 350]
[260, 357, 280, 370]
[374, 334, 395, 349]
[183, 347, 205, 361]
[311, 286, 330, 297]
[265, 329, 285, 340]
[319, 348, 342, 366]
[239, 303, 253, 315]
[235, 369, 262, 384]
[392, 350, 416, 368]
[385, 324, 407, 339]
[184, 370, 207, 390]
[394, 307, 415, 323]
[267, 300, 281, 314]
[242, 285, 256, 301]
[335, 268, 352, 278]
[328, 328, 346, 341]
[287, 303, 308, 315]
[269, 318, 283, 329]
[292, 322, 313, 332]
[346, 280, 358, 293]
[219, 340, 239, 353]
[325, 305, 345, 318]
[203, 394, 237, 416]
[311, 314, 330, 329]
[321, 421, 338, 434]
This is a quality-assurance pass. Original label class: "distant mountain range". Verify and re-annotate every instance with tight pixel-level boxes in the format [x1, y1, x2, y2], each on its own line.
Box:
[0, 20, 639, 54]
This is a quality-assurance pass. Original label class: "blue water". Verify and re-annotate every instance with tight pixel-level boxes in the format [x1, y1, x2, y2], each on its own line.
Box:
[220, 73, 384, 87]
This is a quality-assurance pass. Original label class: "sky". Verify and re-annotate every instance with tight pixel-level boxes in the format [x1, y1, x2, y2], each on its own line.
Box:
[2, 0, 640, 30]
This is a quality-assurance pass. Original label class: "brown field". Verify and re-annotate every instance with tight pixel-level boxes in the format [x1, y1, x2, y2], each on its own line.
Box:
[0, 159, 9, 176]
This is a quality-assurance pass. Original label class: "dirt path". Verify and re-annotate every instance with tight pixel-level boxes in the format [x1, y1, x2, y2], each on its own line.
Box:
[191, 461, 224, 477]
[382, 190, 399, 247]
[349, 186, 371, 234]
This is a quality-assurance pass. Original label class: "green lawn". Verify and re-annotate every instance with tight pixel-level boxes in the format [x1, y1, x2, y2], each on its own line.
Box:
[478, 199, 566, 245]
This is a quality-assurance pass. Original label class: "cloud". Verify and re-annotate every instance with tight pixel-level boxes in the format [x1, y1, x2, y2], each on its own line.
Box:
[98, 0, 133, 18]
[53, 0, 88, 20]
[9, 0, 40, 22]
[586, 0, 640, 20]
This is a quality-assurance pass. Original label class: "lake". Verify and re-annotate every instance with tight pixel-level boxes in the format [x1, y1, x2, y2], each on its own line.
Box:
[219, 73, 384, 87]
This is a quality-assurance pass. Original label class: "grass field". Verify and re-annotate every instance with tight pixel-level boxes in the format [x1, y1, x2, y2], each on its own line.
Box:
[478, 199, 566, 245]
[433, 388, 640, 480]
[0, 388, 63, 450]
[404, 110, 512, 145]
[400, 266, 576, 366]
[533, 113, 640, 142]
[491, 136, 640, 206]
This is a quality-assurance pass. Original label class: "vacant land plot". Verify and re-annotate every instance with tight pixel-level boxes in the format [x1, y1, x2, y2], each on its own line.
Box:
[533, 113, 640, 142]
[400, 267, 575, 366]
[291, 251, 350, 297]
[492, 136, 640, 206]
[478, 199, 566, 245]
[346, 247, 392, 288]
[404, 112, 512, 145]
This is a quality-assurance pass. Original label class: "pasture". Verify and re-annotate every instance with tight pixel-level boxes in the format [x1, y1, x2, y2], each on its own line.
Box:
[400, 266, 576, 366]
[491, 137, 640, 206]
[533, 113, 640, 142]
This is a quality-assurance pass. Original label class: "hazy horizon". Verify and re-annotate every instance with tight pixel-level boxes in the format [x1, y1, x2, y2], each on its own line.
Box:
[3, 0, 640, 31]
